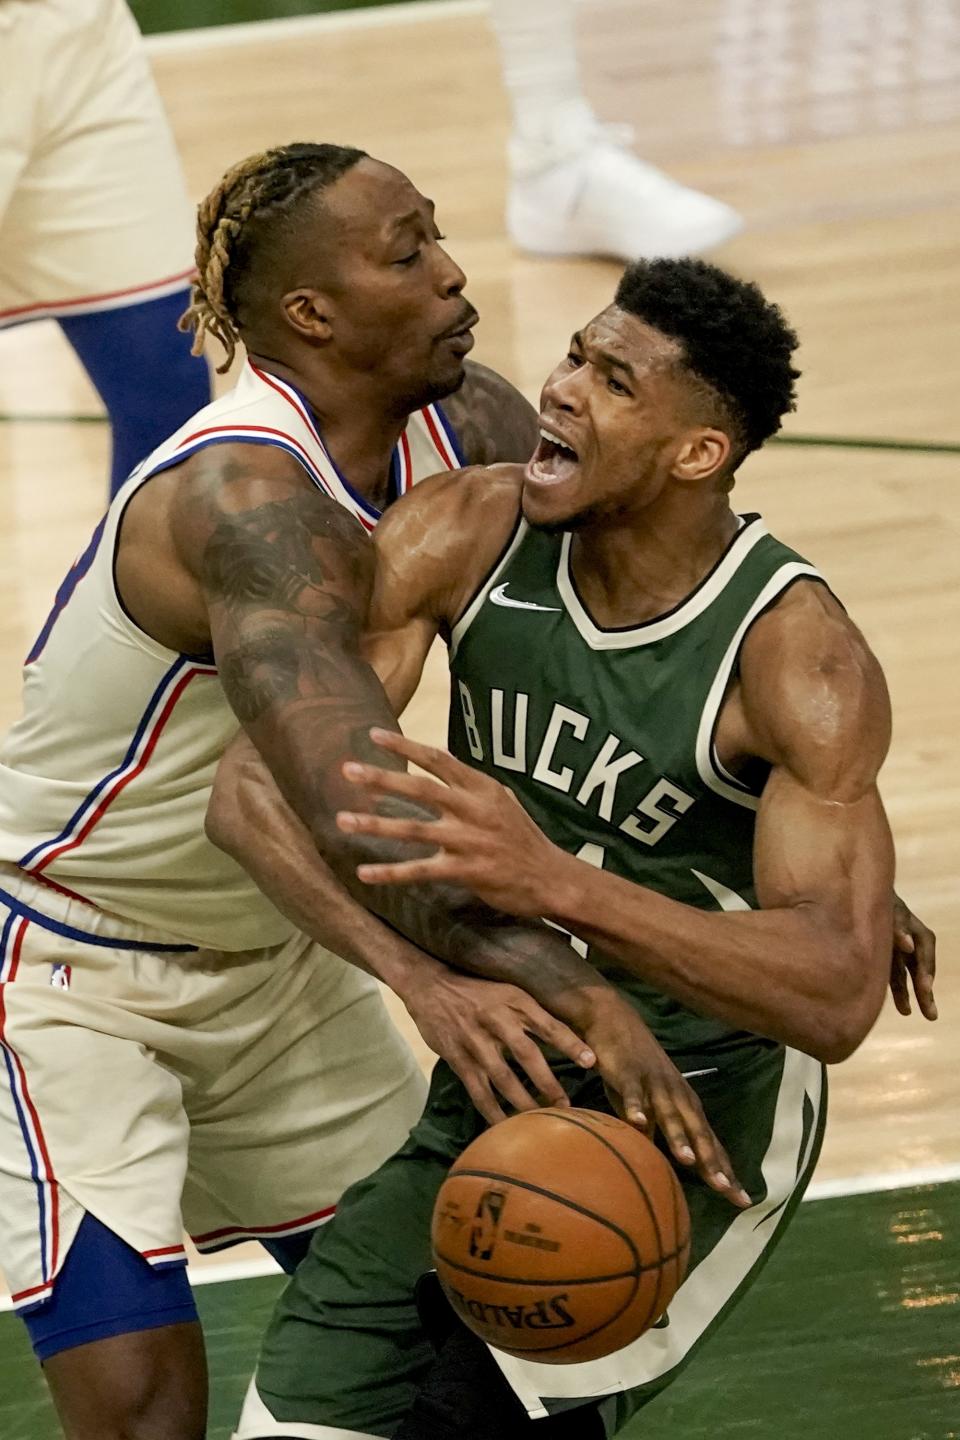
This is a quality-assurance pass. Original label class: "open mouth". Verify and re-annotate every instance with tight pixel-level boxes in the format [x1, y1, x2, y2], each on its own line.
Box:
[527, 426, 581, 485]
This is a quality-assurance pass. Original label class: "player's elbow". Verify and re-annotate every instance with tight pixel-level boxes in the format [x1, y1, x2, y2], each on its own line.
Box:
[816, 944, 887, 1063]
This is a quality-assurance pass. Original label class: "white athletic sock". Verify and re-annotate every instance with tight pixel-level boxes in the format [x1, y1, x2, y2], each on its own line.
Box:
[488, 0, 597, 171]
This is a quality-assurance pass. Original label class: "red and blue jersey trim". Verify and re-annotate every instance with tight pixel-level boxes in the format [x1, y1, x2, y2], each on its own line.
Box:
[191, 1203, 337, 1254]
[0, 916, 60, 1306]
[422, 402, 466, 470]
[18, 655, 217, 879]
[25, 515, 108, 666]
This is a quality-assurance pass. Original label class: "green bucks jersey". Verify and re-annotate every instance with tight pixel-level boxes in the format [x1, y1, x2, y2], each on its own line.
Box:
[447, 512, 826, 1055]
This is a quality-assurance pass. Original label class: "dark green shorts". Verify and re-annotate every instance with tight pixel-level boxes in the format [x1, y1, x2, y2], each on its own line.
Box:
[237, 1043, 826, 1439]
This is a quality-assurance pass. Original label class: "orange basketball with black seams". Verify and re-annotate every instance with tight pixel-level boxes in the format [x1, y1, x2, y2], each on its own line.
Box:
[430, 1107, 691, 1364]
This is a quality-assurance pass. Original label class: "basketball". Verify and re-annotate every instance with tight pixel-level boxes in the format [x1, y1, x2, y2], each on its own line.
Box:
[430, 1107, 691, 1364]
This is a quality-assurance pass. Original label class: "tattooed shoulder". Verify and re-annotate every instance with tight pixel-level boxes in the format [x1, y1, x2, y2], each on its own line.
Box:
[171, 444, 378, 726]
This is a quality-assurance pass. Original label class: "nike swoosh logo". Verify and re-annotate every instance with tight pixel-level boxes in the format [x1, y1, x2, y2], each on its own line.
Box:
[489, 583, 561, 613]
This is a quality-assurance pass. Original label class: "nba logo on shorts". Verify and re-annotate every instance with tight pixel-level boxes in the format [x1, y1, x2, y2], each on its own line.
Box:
[50, 963, 72, 990]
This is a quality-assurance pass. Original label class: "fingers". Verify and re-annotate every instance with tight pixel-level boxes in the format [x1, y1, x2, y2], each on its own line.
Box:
[889, 956, 912, 1017]
[338, 807, 445, 846]
[342, 760, 466, 816]
[496, 1030, 571, 1109]
[519, 1008, 596, 1071]
[602, 1079, 649, 1132]
[368, 728, 479, 789]
[908, 921, 937, 1020]
[908, 953, 938, 1021]
[355, 856, 451, 887]
[460, 1071, 509, 1127]
[675, 1097, 751, 1208]
[478, 1054, 544, 1117]
[646, 1082, 751, 1208]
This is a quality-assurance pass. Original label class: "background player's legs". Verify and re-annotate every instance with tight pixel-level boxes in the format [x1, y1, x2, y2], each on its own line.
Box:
[237, 1064, 484, 1439]
[182, 941, 426, 1268]
[59, 288, 211, 496]
[488, 0, 741, 259]
[0, 0, 206, 496]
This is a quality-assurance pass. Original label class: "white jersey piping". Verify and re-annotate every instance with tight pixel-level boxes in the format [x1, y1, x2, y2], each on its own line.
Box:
[695, 561, 823, 811]
[556, 517, 769, 652]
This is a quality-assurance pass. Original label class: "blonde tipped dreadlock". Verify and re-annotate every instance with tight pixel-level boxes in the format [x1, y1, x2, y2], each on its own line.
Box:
[178, 142, 367, 374]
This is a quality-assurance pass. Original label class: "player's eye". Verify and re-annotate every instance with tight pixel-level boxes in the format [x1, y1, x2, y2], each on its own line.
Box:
[608, 376, 631, 395]
[393, 250, 421, 267]
[433, 230, 447, 243]
[566, 351, 584, 368]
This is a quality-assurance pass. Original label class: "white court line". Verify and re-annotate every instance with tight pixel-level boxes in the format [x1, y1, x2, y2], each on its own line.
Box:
[804, 1161, 960, 1202]
[3, 1163, 959, 1312]
[143, 0, 483, 55]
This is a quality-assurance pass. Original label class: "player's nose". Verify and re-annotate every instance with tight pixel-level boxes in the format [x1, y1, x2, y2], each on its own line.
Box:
[436, 245, 467, 296]
[541, 362, 586, 414]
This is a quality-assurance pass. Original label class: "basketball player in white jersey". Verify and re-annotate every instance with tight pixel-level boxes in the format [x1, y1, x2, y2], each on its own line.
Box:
[0, 142, 662, 1440]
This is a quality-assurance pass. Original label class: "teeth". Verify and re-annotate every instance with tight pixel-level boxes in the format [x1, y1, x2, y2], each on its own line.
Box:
[539, 427, 578, 458]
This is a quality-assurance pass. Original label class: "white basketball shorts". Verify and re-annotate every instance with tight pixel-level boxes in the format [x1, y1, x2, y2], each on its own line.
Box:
[0, 0, 196, 326]
[0, 864, 427, 1313]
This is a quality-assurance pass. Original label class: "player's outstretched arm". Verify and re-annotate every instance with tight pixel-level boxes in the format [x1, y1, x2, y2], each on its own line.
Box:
[336, 586, 897, 1064]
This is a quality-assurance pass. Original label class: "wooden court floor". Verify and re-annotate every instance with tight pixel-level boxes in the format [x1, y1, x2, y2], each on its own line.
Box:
[0, 0, 958, 1432]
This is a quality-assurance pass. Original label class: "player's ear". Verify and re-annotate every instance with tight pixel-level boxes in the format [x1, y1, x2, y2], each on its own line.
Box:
[282, 289, 333, 344]
[672, 428, 730, 484]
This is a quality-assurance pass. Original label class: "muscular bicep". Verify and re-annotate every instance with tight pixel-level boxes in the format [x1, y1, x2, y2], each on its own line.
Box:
[745, 582, 895, 987]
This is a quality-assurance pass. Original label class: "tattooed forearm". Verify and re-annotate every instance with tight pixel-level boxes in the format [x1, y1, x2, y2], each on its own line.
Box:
[443, 361, 539, 466]
[317, 809, 613, 1028]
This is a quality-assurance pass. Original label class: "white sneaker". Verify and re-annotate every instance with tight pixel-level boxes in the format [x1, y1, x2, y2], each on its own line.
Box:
[507, 126, 742, 262]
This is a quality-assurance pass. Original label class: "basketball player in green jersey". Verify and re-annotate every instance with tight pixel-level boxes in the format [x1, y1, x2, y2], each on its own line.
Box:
[211, 257, 936, 1440]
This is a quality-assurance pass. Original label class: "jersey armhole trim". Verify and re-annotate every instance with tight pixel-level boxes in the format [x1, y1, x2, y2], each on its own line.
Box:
[425, 401, 467, 468]
[696, 566, 827, 811]
[108, 433, 349, 663]
[448, 513, 526, 659]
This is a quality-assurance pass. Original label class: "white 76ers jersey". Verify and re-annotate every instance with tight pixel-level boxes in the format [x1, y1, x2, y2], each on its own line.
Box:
[0, 362, 464, 949]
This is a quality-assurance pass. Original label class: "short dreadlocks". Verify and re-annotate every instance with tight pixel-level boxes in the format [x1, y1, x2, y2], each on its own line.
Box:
[179, 142, 366, 372]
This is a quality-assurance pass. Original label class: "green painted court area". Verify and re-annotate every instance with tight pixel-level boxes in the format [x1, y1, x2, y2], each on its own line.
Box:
[1, 1181, 956, 1439]
[131, 0, 438, 36]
